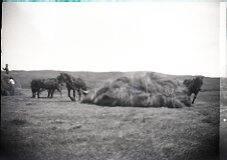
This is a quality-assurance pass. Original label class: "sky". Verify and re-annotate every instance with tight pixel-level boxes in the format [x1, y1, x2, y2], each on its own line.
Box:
[1, 2, 224, 77]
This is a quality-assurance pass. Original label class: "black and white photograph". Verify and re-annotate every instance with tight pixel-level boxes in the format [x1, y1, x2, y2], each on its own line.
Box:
[1, 1, 226, 160]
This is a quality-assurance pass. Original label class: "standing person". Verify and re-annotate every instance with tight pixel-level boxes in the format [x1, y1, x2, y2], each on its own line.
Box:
[8, 77, 15, 95]
[2, 64, 9, 74]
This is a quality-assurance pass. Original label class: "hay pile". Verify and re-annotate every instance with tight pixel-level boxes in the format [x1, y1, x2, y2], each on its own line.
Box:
[1, 73, 22, 96]
[82, 72, 191, 108]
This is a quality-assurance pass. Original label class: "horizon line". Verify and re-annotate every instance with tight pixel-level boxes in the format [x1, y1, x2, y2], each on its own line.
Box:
[2, 69, 224, 78]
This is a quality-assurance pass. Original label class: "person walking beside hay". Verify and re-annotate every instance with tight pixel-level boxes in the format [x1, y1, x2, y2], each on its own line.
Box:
[9, 77, 15, 95]
[2, 64, 9, 74]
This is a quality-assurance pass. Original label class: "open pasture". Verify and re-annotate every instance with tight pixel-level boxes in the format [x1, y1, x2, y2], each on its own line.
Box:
[1, 89, 219, 160]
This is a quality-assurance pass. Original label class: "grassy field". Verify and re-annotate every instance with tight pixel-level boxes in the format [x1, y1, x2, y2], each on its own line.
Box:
[220, 89, 227, 160]
[1, 88, 220, 160]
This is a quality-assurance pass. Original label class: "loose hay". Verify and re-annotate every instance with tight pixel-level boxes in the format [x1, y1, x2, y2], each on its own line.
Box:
[1, 73, 22, 96]
[82, 72, 191, 108]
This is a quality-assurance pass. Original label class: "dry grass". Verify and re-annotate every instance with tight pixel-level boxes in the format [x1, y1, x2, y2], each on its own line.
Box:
[83, 72, 191, 108]
[1, 89, 219, 160]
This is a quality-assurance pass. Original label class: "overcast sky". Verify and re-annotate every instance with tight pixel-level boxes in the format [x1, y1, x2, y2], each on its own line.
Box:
[1, 2, 223, 77]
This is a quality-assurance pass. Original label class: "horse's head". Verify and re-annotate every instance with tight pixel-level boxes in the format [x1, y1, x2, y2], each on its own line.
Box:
[183, 79, 192, 87]
[195, 76, 204, 81]
[76, 78, 89, 95]
[81, 83, 87, 91]
[56, 73, 68, 84]
[193, 76, 204, 89]
[76, 78, 87, 90]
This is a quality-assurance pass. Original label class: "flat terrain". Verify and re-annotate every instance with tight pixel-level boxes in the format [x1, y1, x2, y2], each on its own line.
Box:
[1, 89, 220, 160]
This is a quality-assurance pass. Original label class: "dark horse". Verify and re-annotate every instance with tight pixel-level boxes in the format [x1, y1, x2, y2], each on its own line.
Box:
[183, 76, 204, 104]
[57, 73, 88, 101]
[31, 78, 62, 98]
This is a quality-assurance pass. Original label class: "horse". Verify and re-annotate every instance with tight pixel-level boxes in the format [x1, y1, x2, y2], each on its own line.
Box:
[183, 76, 204, 104]
[31, 78, 62, 98]
[56, 73, 88, 101]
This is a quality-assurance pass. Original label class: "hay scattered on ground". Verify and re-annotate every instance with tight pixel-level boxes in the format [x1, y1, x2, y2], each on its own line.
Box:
[83, 72, 191, 108]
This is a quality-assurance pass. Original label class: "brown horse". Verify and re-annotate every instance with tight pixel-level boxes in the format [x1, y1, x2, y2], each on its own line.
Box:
[183, 76, 204, 104]
[57, 73, 88, 101]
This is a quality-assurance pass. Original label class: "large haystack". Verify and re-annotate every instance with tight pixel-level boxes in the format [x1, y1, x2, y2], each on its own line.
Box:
[82, 72, 191, 108]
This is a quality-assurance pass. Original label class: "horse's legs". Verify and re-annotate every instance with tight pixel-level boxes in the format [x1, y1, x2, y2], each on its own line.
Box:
[38, 90, 41, 98]
[78, 89, 81, 101]
[68, 89, 75, 101]
[47, 89, 51, 98]
[68, 89, 71, 98]
[33, 92, 36, 98]
[192, 93, 198, 104]
[31, 89, 36, 98]
[73, 90, 76, 100]
[51, 89, 55, 98]
[59, 89, 62, 97]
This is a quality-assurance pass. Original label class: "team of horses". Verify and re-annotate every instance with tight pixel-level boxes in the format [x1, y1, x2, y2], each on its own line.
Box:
[30, 72, 204, 104]
[31, 78, 63, 98]
[31, 73, 88, 101]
